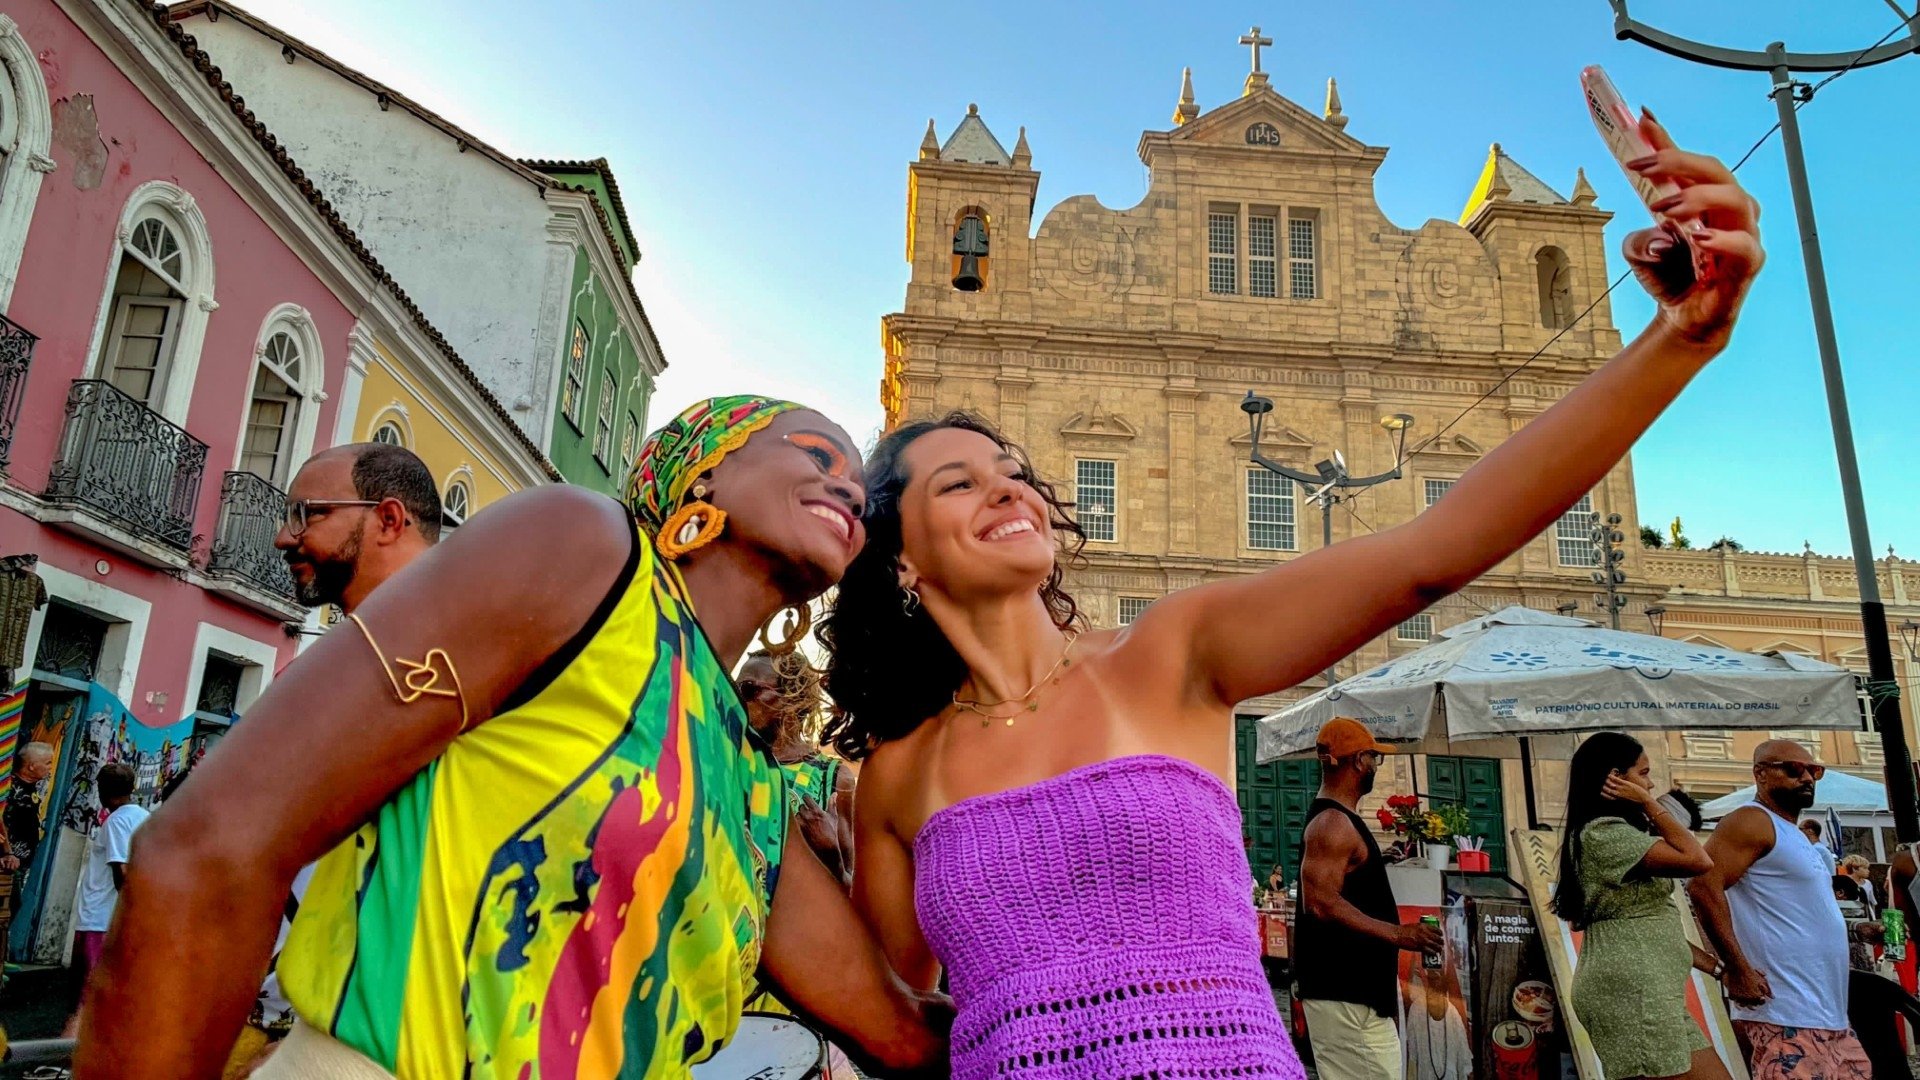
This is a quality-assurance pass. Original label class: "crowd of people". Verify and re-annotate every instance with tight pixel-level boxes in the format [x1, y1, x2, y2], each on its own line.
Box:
[20, 120, 1791, 1079]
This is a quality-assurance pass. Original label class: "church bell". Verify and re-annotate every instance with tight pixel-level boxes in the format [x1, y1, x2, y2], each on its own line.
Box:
[952, 253, 986, 292]
[951, 214, 989, 292]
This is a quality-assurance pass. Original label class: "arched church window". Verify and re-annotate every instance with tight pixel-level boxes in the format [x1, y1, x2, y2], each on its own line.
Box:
[1536, 246, 1574, 329]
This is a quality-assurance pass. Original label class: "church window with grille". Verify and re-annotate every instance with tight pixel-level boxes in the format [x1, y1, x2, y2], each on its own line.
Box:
[1075, 459, 1117, 542]
[1208, 208, 1238, 295]
[1288, 214, 1318, 299]
[1248, 213, 1278, 298]
[1556, 494, 1599, 567]
[1118, 597, 1153, 626]
[1247, 469, 1296, 551]
[1424, 478, 1455, 510]
[1397, 613, 1434, 642]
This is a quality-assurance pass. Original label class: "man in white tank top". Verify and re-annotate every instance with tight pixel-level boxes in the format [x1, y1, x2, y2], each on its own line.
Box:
[1689, 740, 1869, 1079]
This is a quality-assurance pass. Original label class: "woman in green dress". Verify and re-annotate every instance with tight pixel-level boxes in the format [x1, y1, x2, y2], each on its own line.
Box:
[1554, 732, 1728, 1080]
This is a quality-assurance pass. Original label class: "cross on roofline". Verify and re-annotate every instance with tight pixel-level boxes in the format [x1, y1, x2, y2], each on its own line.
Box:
[1239, 26, 1273, 73]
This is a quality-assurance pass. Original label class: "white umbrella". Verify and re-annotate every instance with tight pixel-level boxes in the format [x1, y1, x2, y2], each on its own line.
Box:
[1255, 605, 1857, 762]
[1699, 771, 1888, 820]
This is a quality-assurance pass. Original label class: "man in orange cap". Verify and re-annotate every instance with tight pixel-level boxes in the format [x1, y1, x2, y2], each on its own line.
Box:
[1296, 718, 1442, 1080]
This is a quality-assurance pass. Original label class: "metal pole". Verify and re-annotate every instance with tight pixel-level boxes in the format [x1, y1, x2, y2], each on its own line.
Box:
[1321, 494, 1338, 686]
[1767, 49, 1918, 842]
[1519, 738, 1542, 830]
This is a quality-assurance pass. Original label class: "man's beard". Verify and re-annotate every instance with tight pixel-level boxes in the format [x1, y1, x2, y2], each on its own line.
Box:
[1359, 768, 1378, 797]
[1774, 783, 1817, 814]
[293, 527, 363, 608]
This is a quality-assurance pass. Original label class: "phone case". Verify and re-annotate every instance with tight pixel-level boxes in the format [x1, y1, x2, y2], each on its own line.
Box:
[1582, 65, 1682, 211]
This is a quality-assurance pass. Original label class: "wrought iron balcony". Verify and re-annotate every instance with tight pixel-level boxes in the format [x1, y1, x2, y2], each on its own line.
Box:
[44, 379, 207, 553]
[0, 312, 35, 467]
[208, 470, 296, 601]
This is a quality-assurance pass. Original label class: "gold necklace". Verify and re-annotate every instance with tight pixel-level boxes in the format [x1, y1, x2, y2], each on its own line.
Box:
[951, 632, 1080, 727]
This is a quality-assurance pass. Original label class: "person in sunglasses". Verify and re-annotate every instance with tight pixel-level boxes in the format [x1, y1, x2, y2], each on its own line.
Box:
[1295, 718, 1443, 1080]
[1691, 741, 1869, 1080]
[273, 442, 444, 610]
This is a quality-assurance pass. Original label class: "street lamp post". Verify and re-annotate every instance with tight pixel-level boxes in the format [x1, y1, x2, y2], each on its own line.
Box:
[1241, 392, 1414, 685]
[1610, 1, 1920, 843]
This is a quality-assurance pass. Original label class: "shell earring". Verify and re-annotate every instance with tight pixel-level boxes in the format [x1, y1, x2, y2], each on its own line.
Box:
[656, 483, 726, 560]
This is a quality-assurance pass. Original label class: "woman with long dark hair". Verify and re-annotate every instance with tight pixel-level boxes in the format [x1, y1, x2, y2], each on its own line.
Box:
[1553, 732, 1723, 1080]
[820, 123, 1762, 1078]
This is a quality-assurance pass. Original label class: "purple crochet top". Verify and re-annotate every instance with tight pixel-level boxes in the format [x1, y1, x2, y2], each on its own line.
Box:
[913, 755, 1306, 1079]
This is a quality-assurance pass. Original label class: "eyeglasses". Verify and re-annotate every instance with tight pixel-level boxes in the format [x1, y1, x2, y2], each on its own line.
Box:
[1758, 759, 1826, 782]
[283, 499, 381, 537]
[1356, 750, 1386, 767]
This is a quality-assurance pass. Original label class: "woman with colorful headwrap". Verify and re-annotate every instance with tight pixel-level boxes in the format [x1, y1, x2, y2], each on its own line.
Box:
[79, 398, 948, 1079]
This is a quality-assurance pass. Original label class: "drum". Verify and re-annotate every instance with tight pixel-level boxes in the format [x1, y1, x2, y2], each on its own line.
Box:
[693, 1012, 829, 1079]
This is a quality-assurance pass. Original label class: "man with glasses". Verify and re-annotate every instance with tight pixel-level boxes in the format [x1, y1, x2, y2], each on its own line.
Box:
[224, 442, 441, 1076]
[1690, 740, 1868, 1079]
[1296, 717, 1443, 1080]
[274, 442, 443, 611]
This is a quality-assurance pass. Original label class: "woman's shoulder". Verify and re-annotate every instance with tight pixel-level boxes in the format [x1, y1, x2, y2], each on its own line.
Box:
[1578, 816, 1649, 851]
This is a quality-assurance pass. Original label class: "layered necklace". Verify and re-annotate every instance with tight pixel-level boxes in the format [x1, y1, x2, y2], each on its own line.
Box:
[950, 631, 1080, 728]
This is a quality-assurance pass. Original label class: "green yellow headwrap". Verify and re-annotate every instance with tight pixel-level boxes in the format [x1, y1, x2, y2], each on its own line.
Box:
[627, 395, 805, 533]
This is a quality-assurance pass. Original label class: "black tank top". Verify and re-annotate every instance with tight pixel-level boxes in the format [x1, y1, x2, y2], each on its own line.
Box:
[1293, 797, 1400, 1016]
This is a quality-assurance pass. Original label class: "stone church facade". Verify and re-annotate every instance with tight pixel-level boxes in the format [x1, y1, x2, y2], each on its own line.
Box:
[878, 60, 1920, 879]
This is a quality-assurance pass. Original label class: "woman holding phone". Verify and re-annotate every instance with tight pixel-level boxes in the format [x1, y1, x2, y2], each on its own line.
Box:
[1553, 732, 1726, 1080]
[821, 116, 1762, 1078]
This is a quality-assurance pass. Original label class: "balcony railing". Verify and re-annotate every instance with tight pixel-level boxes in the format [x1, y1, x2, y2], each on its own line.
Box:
[0, 313, 35, 467]
[44, 380, 207, 553]
[208, 470, 296, 601]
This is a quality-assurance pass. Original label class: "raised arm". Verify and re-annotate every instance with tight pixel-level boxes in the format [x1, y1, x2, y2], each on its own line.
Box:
[1141, 124, 1764, 707]
[74, 487, 634, 1080]
[1687, 806, 1775, 1007]
[1608, 773, 1713, 878]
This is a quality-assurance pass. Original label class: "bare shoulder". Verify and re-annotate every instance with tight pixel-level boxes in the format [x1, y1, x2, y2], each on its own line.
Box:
[1711, 806, 1777, 851]
[853, 735, 923, 833]
[1302, 804, 1359, 851]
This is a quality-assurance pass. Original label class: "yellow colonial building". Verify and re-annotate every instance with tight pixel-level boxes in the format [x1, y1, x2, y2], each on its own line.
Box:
[879, 58, 1919, 881]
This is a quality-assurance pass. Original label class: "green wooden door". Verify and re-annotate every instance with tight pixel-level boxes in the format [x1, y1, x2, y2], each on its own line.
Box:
[1427, 755, 1507, 874]
[1234, 718, 1322, 886]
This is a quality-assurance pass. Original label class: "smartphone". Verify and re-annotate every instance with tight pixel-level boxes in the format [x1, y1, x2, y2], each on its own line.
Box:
[1582, 65, 1682, 214]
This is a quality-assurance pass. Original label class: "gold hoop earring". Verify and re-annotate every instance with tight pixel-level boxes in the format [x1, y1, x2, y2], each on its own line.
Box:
[758, 605, 812, 656]
[656, 500, 726, 560]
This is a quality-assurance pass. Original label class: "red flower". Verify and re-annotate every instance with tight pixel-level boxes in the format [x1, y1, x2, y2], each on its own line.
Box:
[1376, 808, 1397, 830]
[1387, 794, 1420, 809]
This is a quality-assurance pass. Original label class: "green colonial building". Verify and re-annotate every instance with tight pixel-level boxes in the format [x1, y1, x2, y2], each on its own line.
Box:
[525, 160, 660, 493]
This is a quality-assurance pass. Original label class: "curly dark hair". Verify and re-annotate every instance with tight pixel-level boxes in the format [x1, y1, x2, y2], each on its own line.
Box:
[819, 412, 1087, 760]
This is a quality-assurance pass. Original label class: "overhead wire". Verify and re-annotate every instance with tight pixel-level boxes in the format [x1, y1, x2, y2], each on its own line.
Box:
[1399, 14, 1914, 462]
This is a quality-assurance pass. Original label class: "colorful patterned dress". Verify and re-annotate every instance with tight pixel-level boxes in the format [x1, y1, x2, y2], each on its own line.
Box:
[781, 754, 840, 813]
[277, 525, 790, 1079]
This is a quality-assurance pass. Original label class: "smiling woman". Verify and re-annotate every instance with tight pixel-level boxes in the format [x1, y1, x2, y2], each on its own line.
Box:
[818, 119, 1764, 1080]
[75, 396, 948, 1080]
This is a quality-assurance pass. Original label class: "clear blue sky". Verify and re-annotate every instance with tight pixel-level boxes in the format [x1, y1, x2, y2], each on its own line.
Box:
[240, 0, 1917, 558]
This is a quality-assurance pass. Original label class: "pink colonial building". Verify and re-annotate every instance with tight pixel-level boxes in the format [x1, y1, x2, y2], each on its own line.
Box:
[0, 0, 383, 962]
